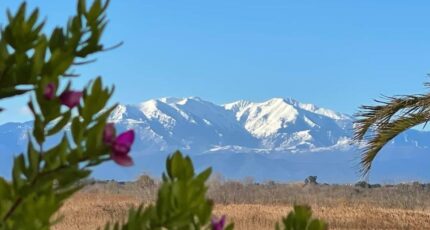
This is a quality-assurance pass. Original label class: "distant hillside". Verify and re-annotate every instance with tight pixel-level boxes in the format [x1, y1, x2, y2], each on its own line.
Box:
[1, 97, 429, 183]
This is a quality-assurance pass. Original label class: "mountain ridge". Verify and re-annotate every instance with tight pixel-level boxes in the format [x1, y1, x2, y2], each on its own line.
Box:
[1, 97, 429, 182]
[108, 96, 357, 154]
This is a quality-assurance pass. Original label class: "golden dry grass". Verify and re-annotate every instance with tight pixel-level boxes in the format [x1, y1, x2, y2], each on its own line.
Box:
[54, 193, 430, 230]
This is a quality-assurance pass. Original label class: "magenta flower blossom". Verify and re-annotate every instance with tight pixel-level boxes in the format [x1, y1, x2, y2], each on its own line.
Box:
[103, 124, 135, 167]
[211, 215, 226, 230]
[59, 90, 82, 109]
[111, 130, 135, 166]
[43, 83, 56, 100]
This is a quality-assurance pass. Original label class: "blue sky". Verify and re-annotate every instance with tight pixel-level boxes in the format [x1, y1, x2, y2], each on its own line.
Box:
[1, 1, 430, 123]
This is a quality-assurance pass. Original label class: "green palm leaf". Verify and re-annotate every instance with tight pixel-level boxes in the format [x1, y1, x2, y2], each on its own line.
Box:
[354, 90, 430, 175]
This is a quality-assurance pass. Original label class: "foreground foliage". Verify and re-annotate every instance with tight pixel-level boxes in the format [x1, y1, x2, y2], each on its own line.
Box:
[103, 151, 234, 230]
[276, 206, 327, 230]
[0, 1, 122, 229]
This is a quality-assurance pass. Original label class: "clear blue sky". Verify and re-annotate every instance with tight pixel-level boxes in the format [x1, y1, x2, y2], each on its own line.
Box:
[1, 0, 430, 123]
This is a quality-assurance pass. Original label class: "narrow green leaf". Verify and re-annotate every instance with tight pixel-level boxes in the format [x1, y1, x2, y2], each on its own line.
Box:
[46, 111, 71, 136]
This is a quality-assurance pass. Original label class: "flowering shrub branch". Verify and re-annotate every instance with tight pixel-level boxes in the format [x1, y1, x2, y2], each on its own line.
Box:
[0, 1, 134, 229]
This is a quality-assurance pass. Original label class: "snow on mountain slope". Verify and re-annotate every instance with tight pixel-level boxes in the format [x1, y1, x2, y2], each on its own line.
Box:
[0, 97, 427, 157]
[232, 98, 300, 137]
[224, 98, 353, 151]
[2, 97, 430, 182]
[284, 98, 351, 120]
[108, 97, 357, 153]
[104, 97, 427, 154]
[224, 100, 253, 114]
[109, 97, 257, 153]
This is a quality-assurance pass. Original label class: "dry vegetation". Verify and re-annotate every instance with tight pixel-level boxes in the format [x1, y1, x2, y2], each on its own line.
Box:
[54, 175, 430, 230]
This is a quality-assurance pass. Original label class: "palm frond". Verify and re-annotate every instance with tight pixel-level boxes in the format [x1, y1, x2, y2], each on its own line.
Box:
[354, 91, 430, 175]
[359, 112, 430, 174]
[354, 94, 430, 141]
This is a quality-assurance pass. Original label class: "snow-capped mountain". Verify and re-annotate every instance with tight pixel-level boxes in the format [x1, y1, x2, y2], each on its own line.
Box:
[109, 97, 258, 154]
[108, 97, 355, 154]
[224, 98, 353, 152]
[1, 97, 430, 183]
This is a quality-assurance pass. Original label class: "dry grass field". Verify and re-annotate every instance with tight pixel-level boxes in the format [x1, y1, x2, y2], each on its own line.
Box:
[53, 177, 430, 229]
[54, 193, 430, 230]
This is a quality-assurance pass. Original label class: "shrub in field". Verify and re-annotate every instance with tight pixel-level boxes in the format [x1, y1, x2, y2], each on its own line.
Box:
[304, 176, 318, 186]
[0, 1, 325, 230]
[355, 181, 370, 189]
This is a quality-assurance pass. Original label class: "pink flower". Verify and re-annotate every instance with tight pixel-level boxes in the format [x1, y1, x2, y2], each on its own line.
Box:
[59, 90, 82, 108]
[103, 124, 134, 167]
[43, 83, 56, 100]
[111, 130, 135, 166]
[211, 215, 226, 230]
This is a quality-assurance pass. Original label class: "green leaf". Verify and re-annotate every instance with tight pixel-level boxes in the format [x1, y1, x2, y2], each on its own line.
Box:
[225, 223, 235, 230]
[308, 219, 327, 230]
[0, 87, 30, 99]
[46, 111, 71, 136]
[31, 36, 47, 80]
[71, 116, 82, 145]
[166, 151, 195, 181]
[43, 135, 69, 170]
[33, 114, 45, 145]
[49, 28, 65, 52]
[87, 0, 102, 22]
[195, 168, 212, 185]
[27, 141, 40, 179]
[278, 205, 327, 230]
[12, 155, 25, 191]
